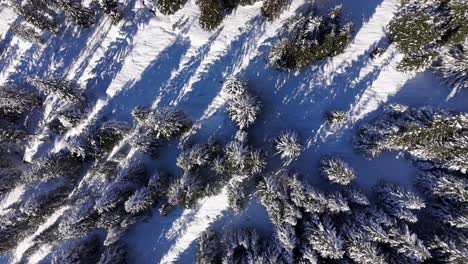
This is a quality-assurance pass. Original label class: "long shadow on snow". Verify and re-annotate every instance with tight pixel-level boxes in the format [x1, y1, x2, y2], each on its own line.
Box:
[103, 35, 191, 122]
[84, 1, 152, 99]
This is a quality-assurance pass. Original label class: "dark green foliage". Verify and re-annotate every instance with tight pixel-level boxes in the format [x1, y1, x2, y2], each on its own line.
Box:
[353, 104, 468, 173]
[196, 0, 225, 30]
[157, 0, 189, 15]
[388, 0, 468, 71]
[267, 6, 353, 71]
[32, 78, 85, 103]
[261, 0, 291, 21]
[24, 150, 83, 182]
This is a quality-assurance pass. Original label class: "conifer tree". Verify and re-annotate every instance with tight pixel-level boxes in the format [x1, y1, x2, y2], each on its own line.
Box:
[54, 0, 97, 28]
[303, 214, 345, 259]
[32, 78, 85, 103]
[157, 0, 188, 15]
[274, 131, 302, 164]
[98, 241, 128, 264]
[0, 84, 41, 121]
[97, 0, 124, 24]
[124, 187, 155, 214]
[320, 156, 356, 185]
[132, 106, 192, 140]
[10, 22, 45, 44]
[51, 234, 102, 264]
[196, 229, 221, 264]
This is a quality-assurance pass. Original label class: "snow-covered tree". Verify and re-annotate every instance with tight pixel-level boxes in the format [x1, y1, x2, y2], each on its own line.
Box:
[53, 0, 97, 28]
[432, 40, 467, 91]
[196, 0, 235, 30]
[97, 0, 124, 24]
[320, 156, 356, 185]
[156, 0, 188, 15]
[354, 104, 468, 173]
[47, 107, 83, 135]
[95, 182, 133, 214]
[304, 214, 345, 259]
[32, 78, 85, 103]
[388, 0, 467, 72]
[10, 22, 45, 44]
[85, 121, 131, 159]
[51, 234, 102, 264]
[98, 240, 127, 264]
[268, 6, 353, 70]
[130, 130, 161, 157]
[343, 187, 370, 206]
[326, 110, 347, 125]
[0, 84, 41, 121]
[9, 0, 59, 33]
[387, 224, 431, 262]
[196, 229, 221, 264]
[274, 131, 302, 164]
[176, 142, 220, 171]
[124, 187, 155, 214]
[374, 180, 425, 223]
[132, 106, 191, 140]
[226, 92, 261, 129]
[222, 78, 248, 100]
[416, 169, 468, 203]
[429, 235, 468, 264]
[24, 150, 83, 182]
[344, 230, 386, 264]
[261, 0, 291, 21]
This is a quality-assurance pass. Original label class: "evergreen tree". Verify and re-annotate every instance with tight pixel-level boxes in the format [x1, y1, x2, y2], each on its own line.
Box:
[354, 104, 468, 173]
[124, 187, 155, 214]
[196, 0, 235, 30]
[222, 78, 248, 100]
[10, 22, 45, 44]
[98, 241, 128, 264]
[47, 107, 83, 135]
[196, 229, 221, 264]
[53, 0, 97, 28]
[97, 0, 124, 24]
[429, 235, 468, 264]
[320, 156, 356, 185]
[226, 92, 261, 129]
[24, 150, 83, 182]
[261, 0, 291, 21]
[0, 84, 41, 121]
[387, 224, 431, 262]
[326, 110, 347, 125]
[274, 131, 302, 164]
[374, 180, 425, 223]
[85, 121, 131, 159]
[132, 106, 192, 140]
[157, 0, 188, 15]
[9, 0, 59, 33]
[304, 214, 345, 259]
[432, 40, 467, 91]
[267, 6, 353, 71]
[416, 169, 468, 203]
[32, 78, 85, 103]
[51, 234, 102, 264]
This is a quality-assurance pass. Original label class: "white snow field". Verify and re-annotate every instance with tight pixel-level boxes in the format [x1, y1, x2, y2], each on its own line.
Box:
[1, 0, 467, 263]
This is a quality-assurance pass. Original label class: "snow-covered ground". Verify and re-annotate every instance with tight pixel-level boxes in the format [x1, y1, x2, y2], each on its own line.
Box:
[1, 0, 467, 263]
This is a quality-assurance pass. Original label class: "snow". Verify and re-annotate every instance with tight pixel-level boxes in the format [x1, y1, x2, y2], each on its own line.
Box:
[1, 0, 468, 263]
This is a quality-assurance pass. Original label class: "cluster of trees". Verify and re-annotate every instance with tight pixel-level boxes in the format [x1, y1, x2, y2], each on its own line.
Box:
[354, 104, 468, 173]
[388, 0, 467, 90]
[198, 162, 467, 263]
[7, 0, 124, 44]
[268, 5, 353, 71]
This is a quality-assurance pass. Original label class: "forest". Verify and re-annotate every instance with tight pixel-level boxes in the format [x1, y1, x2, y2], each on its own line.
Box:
[0, 0, 466, 263]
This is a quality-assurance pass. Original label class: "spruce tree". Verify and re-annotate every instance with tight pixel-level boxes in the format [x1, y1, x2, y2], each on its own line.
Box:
[32, 78, 85, 103]
[10, 22, 45, 44]
[157, 0, 188, 15]
[51, 234, 102, 264]
[0, 84, 41, 121]
[274, 131, 302, 164]
[320, 156, 356, 185]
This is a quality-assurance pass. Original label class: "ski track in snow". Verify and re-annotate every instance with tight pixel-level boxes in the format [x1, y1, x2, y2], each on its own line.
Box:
[0, 0, 434, 262]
